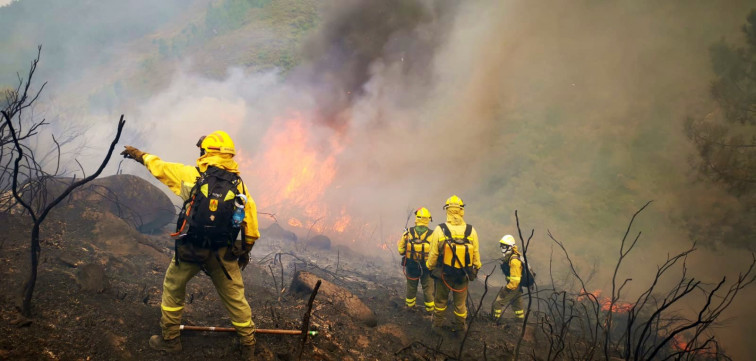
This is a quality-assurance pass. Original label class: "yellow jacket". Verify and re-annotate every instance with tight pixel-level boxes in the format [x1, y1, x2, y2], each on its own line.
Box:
[425, 208, 481, 270]
[143, 153, 260, 244]
[505, 246, 523, 290]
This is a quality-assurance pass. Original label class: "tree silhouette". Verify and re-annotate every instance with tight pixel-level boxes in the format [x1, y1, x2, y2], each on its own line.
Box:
[1, 46, 126, 316]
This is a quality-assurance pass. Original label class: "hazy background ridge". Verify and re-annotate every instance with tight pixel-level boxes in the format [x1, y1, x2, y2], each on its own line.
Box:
[1, 0, 754, 357]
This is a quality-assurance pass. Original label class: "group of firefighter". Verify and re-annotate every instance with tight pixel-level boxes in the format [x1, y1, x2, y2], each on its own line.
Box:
[397, 199, 525, 333]
[120, 130, 525, 360]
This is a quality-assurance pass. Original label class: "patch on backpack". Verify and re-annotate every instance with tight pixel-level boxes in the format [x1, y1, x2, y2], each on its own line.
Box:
[209, 199, 218, 211]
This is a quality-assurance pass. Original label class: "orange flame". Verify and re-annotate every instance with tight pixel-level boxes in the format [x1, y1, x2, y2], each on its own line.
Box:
[671, 334, 717, 356]
[251, 113, 351, 235]
[578, 289, 634, 313]
[288, 218, 303, 228]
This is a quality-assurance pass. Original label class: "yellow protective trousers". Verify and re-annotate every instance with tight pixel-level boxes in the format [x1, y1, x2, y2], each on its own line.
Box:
[160, 246, 256, 345]
[492, 286, 523, 320]
[405, 264, 434, 312]
[432, 274, 467, 330]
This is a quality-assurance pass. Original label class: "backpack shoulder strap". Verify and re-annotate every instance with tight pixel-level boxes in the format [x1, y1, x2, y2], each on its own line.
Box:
[438, 223, 452, 239]
[421, 229, 431, 242]
[463, 224, 472, 241]
[409, 227, 417, 239]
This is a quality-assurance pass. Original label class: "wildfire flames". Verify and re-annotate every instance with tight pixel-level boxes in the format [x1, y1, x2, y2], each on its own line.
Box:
[578, 289, 634, 313]
[248, 113, 352, 235]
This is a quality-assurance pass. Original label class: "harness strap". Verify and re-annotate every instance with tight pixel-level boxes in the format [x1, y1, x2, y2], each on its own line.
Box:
[438, 223, 472, 269]
[406, 227, 431, 262]
[172, 173, 203, 237]
[215, 251, 232, 280]
[402, 257, 421, 281]
[403, 227, 424, 280]
[441, 272, 468, 293]
[408, 228, 417, 260]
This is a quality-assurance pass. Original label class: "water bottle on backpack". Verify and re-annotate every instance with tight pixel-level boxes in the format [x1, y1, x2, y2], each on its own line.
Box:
[232, 194, 247, 228]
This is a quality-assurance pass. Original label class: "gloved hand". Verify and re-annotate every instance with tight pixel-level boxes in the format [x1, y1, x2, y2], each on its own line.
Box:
[120, 146, 146, 164]
[237, 249, 251, 270]
[430, 267, 442, 280]
[467, 266, 479, 281]
[237, 239, 256, 270]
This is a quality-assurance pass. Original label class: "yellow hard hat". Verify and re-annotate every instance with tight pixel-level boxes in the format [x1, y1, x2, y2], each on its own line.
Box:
[443, 195, 464, 209]
[415, 207, 432, 221]
[198, 130, 235, 155]
[500, 235, 516, 246]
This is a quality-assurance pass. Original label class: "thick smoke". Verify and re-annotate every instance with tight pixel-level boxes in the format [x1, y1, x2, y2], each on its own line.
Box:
[5, 0, 754, 357]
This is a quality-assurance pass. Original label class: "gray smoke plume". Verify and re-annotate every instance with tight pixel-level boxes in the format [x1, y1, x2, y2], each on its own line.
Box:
[3, 0, 755, 357]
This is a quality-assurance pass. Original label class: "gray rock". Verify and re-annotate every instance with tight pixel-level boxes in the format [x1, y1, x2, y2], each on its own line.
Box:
[306, 235, 331, 250]
[261, 222, 297, 242]
[290, 271, 377, 327]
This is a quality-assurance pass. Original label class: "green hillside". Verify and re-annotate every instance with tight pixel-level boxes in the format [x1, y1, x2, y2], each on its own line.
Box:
[0, 0, 319, 112]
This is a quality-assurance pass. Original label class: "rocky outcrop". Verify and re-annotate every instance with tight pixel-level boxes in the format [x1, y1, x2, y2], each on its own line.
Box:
[261, 222, 297, 242]
[290, 271, 377, 327]
[306, 234, 331, 250]
[40, 174, 175, 234]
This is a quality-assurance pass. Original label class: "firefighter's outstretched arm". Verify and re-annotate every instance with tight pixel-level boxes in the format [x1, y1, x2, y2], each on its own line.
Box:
[142, 154, 200, 198]
[121, 146, 146, 164]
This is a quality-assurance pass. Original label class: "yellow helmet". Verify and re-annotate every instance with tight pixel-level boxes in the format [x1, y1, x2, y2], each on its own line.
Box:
[198, 130, 235, 155]
[443, 195, 464, 209]
[415, 207, 432, 222]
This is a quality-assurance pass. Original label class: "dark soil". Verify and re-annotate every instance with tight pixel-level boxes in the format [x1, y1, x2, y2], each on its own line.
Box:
[0, 206, 526, 360]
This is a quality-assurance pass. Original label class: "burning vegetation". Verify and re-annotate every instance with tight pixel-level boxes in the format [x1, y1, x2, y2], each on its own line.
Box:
[251, 114, 352, 236]
[3, 1, 756, 360]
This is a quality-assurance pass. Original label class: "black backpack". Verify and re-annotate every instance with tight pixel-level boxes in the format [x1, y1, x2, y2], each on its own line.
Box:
[502, 254, 536, 288]
[173, 166, 242, 264]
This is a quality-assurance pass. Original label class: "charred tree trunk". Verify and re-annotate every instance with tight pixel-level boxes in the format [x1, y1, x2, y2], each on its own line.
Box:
[20, 224, 41, 316]
[2, 48, 126, 315]
[10, 115, 125, 316]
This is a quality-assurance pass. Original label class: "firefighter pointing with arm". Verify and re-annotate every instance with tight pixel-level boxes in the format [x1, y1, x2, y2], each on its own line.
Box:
[425, 195, 481, 333]
[121, 130, 260, 360]
[397, 207, 435, 313]
[492, 234, 525, 321]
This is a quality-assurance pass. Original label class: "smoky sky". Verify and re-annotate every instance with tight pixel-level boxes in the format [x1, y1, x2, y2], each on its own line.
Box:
[291, 0, 457, 128]
[2, 0, 755, 357]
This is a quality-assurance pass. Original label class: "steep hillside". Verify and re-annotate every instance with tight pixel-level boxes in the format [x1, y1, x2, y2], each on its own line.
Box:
[0, 181, 525, 360]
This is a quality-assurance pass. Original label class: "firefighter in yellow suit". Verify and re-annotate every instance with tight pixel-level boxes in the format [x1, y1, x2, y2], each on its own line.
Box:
[491, 235, 525, 320]
[426, 195, 481, 333]
[121, 131, 260, 360]
[397, 207, 435, 313]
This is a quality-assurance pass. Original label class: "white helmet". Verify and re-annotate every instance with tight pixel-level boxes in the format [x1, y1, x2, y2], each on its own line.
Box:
[499, 235, 516, 247]
[500, 235, 515, 258]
